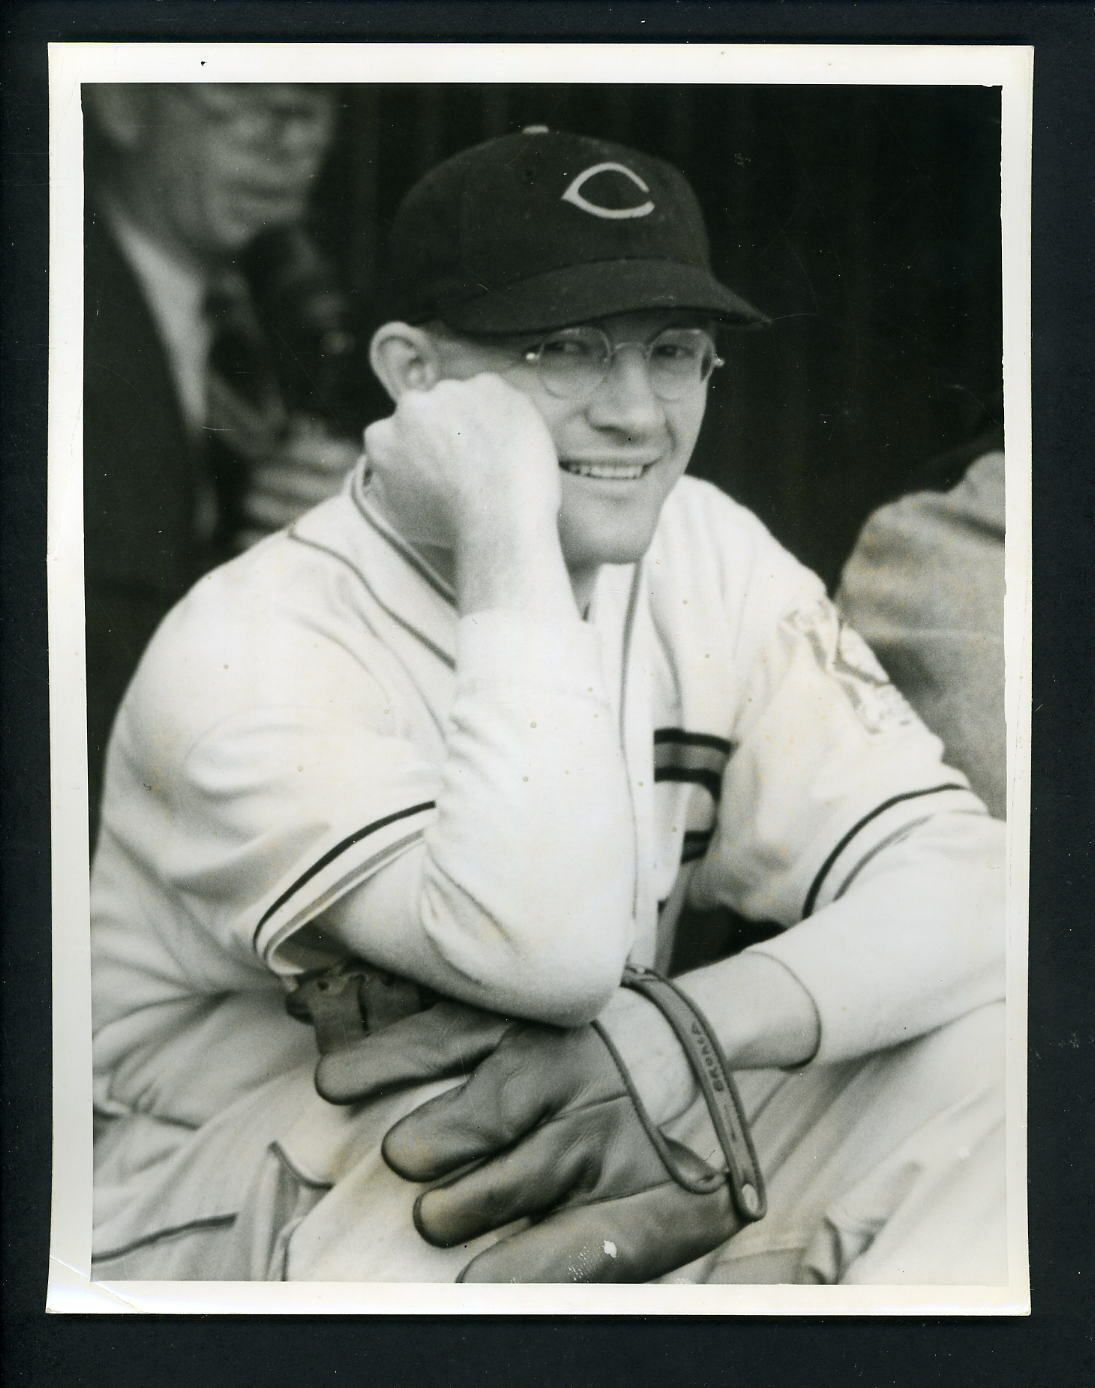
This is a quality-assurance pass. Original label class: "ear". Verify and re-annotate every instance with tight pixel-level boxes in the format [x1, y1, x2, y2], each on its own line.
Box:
[83, 84, 152, 153]
[369, 322, 444, 402]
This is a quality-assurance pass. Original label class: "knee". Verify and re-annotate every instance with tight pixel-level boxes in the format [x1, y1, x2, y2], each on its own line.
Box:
[886, 1001, 1006, 1127]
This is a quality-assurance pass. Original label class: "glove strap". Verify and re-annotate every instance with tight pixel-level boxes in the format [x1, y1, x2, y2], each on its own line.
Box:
[617, 964, 767, 1223]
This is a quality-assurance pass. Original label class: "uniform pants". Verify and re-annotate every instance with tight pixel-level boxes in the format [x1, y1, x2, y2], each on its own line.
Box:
[91, 1001, 1006, 1285]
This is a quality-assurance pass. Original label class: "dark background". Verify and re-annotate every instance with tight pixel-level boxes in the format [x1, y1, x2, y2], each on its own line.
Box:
[3, 2, 1093, 1384]
[316, 81, 1002, 587]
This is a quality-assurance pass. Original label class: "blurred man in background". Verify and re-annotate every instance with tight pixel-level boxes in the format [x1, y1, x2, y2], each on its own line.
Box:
[83, 83, 358, 839]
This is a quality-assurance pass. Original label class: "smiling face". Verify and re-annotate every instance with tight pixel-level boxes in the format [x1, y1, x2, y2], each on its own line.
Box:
[108, 84, 337, 271]
[429, 311, 711, 593]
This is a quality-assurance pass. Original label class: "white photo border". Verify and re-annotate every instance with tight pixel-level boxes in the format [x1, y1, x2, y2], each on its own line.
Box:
[47, 39, 1033, 1316]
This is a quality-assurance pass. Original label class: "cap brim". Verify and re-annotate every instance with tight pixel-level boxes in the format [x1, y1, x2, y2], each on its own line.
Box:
[437, 259, 769, 335]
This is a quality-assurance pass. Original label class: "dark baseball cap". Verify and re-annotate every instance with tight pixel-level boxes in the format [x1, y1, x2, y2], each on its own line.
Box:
[383, 127, 768, 334]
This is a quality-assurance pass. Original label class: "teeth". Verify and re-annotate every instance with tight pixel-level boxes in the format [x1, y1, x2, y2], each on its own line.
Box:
[562, 462, 648, 480]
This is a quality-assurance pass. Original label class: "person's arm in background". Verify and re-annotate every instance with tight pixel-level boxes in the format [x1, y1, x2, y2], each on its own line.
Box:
[836, 451, 1006, 818]
[232, 226, 366, 545]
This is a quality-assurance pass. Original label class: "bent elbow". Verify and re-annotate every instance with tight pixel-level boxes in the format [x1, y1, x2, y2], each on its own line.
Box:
[503, 961, 620, 1028]
[463, 928, 626, 1027]
[420, 875, 631, 1026]
[514, 916, 631, 1025]
[540, 961, 621, 1026]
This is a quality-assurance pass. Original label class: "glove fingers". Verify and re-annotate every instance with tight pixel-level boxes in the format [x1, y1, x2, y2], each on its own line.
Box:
[315, 1000, 509, 1105]
[458, 1179, 739, 1284]
[411, 1114, 599, 1247]
[414, 1104, 703, 1245]
[382, 1026, 579, 1181]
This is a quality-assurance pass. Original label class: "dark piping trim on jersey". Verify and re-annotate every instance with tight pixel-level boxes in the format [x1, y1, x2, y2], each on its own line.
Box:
[832, 814, 932, 904]
[654, 728, 734, 754]
[93, 1213, 238, 1264]
[654, 765, 724, 800]
[801, 783, 967, 919]
[352, 481, 456, 606]
[653, 730, 734, 802]
[618, 564, 645, 920]
[252, 800, 436, 949]
[681, 828, 714, 864]
[618, 564, 643, 737]
[286, 531, 455, 671]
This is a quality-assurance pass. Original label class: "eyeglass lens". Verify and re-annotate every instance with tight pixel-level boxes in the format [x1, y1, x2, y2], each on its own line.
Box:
[534, 326, 719, 400]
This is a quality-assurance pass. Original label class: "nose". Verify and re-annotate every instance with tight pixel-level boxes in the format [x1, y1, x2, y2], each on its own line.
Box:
[279, 116, 332, 162]
[585, 346, 665, 437]
[256, 102, 335, 168]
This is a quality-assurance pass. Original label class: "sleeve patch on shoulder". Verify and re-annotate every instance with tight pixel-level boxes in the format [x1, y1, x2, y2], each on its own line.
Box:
[786, 597, 917, 734]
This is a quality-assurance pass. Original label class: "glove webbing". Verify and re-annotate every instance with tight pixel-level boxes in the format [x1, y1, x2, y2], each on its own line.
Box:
[615, 964, 766, 1223]
[286, 960, 433, 1055]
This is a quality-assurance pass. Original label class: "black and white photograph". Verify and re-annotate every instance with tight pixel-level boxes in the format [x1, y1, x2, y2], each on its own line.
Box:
[46, 41, 1031, 1314]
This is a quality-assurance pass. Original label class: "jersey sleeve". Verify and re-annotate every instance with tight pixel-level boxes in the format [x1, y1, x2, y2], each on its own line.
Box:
[688, 515, 1003, 1062]
[322, 609, 640, 1023]
[111, 590, 441, 982]
[112, 559, 636, 1022]
[183, 706, 439, 977]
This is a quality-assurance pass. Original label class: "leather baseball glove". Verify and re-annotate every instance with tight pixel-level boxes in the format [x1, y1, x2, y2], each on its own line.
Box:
[306, 964, 765, 1283]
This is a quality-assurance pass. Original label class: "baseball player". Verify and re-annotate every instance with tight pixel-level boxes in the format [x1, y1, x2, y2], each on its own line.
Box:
[90, 129, 1006, 1284]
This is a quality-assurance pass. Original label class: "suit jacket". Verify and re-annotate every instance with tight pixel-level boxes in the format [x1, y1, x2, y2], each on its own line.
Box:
[84, 202, 226, 841]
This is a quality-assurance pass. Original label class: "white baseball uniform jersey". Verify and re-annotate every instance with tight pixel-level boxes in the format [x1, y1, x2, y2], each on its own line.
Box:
[90, 466, 1004, 1277]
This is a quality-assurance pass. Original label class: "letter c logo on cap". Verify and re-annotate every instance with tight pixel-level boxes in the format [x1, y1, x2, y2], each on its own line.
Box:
[561, 162, 655, 219]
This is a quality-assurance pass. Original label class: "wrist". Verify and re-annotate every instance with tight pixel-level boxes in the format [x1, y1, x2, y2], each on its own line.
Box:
[600, 968, 769, 1224]
[683, 952, 822, 1071]
[454, 513, 575, 618]
[597, 986, 700, 1127]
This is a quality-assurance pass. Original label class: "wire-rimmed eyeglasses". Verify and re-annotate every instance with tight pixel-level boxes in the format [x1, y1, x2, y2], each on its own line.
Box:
[519, 325, 723, 401]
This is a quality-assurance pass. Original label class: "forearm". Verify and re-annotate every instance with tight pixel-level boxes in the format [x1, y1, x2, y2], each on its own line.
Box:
[599, 953, 820, 1126]
[325, 376, 641, 1019]
[602, 809, 1005, 1119]
[324, 606, 637, 1026]
[747, 812, 1005, 1063]
[454, 509, 580, 621]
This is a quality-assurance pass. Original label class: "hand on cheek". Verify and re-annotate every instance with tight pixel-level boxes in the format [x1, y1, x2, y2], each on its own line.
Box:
[363, 373, 561, 553]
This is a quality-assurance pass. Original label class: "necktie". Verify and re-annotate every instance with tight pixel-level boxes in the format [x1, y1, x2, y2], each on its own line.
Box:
[203, 269, 288, 556]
